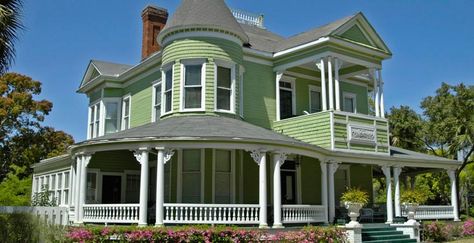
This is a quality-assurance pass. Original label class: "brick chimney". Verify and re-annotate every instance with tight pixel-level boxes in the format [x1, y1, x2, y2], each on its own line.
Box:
[141, 5, 168, 60]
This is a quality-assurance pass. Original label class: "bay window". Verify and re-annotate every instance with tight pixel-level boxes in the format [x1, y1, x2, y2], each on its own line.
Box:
[162, 67, 173, 114]
[152, 82, 162, 121]
[121, 96, 131, 130]
[181, 60, 205, 111]
[104, 100, 120, 134]
[215, 63, 235, 112]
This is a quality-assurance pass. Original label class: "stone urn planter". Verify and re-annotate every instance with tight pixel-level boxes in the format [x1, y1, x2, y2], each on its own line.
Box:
[345, 202, 364, 227]
[403, 203, 419, 224]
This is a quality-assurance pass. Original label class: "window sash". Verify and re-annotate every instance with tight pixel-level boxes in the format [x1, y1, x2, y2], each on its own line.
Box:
[163, 69, 173, 113]
[153, 83, 162, 121]
[216, 66, 232, 111]
[122, 97, 130, 130]
[183, 64, 203, 109]
[104, 102, 119, 134]
[310, 90, 322, 113]
[181, 149, 202, 203]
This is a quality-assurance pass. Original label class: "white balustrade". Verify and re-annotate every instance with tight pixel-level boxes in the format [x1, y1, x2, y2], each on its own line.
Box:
[401, 205, 454, 220]
[83, 204, 139, 223]
[282, 205, 326, 224]
[163, 203, 260, 224]
[0, 206, 69, 225]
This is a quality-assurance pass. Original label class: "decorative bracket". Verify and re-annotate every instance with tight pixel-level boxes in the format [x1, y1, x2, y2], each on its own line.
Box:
[316, 59, 325, 71]
[381, 165, 391, 178]
[327, 160, 341, 175]
[164, 149, 175, 164]
[274, 152, 288, 167]
[83, 154, 93, 167]
[249, 149, 266, 165]
[393, 166, 403, 178]
[132, 148, 150, 165]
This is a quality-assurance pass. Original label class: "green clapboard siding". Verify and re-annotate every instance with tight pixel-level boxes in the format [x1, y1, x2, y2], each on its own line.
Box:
[123, 70, 161, 127]
[103, 88, 122, 98]
[339, 25, 372, 47]
[242, 61, 276, 129]
[273, 112, 332, 148]
[89, 89, 101, 104]
[88, 150, 140, 172]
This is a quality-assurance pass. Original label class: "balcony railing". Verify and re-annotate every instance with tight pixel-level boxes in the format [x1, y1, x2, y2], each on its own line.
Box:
[164, 203, 260, 224]
[273, 110, 389, 154]
[282, 205, 325, 224]
[83, 204, 139, 223]
[401, 205, 454, 220]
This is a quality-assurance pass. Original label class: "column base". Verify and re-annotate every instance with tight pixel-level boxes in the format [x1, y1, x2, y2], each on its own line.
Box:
[138, 223, 147, 227]
[155, 223, 164, 227]
[454, 218, 461, 222]
[259, 223, 269, 229]
[272, 223, 284, 229]
[385, 221, 393, 224]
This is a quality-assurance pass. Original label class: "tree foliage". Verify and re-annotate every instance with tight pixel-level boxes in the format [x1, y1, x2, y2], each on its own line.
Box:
[0, 164, 31, 206]
[0, 0, 23, 74]
[388, 105, 425, 152]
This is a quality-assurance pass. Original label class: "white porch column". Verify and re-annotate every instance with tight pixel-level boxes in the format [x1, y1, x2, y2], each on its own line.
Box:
[134, 148, 150, 226]
[275, 71, 284, 121]
[393, 166, 402, 217]
[328, 57, 334, 110]
[317, 59, 327, 111]
[73, 156, 80, 224]
[328, 161, 340, 223]
[372, 69, 380, 117]
[320, 161, 329, 223]
[378, 69, 385, 118]
[78, 154, 92, 224]
[447, 169, 460, 221]
[381, 166, 393, 223]
[155, 148, 175, 227]
[272, 152, 287, 228]
[334, 58, 341, 111]
[250, 150, 268, 228]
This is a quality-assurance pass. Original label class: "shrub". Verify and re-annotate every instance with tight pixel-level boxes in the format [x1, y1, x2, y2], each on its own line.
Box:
[423, 221, 451, 242]
[0, 213, 39, 242]
[341, 187, 369, 206]
[31, 184, 57, 206]
[462, 218, 474, 236]
[400, 189, 429, 204]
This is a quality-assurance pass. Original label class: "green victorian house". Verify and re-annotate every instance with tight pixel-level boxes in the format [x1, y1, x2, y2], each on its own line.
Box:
[32, 0, 460, 228]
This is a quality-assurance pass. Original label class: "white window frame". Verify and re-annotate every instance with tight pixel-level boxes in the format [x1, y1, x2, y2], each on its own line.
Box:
[308, 85, 322, 113]
[124, 170, 141, 203]
[279, 77, 296, 118]
[212, 149, 236, 204]
[121, 95, 131, 130]
[177, 149, 205, 203]
[151, 80, 162, 122]
[343, 92, 357, 113]
[102, 97, 121, 135]
[161, 64, 174, 116]
[87, 101, 102, 139]
[33, 169, 71, 206]
[180, 59, 206, 112]
[86, 169, 100, 204]
[214, 60, 236, 114]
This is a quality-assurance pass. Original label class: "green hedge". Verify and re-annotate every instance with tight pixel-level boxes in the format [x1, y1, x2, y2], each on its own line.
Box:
[0, 213, 67, 243]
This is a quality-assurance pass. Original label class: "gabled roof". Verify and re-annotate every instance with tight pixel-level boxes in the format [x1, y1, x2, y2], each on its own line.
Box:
[158, 0, 249, 44]
[240, 24, 285, 53]
[80, 60, 132, 88]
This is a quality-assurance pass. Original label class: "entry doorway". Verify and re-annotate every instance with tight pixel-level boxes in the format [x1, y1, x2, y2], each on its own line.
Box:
[102, 175, 122, 204]
[281, 160, 297, 204]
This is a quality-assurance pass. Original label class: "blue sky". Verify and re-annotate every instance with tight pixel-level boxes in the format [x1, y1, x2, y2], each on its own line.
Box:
[11, 0, 474, 142]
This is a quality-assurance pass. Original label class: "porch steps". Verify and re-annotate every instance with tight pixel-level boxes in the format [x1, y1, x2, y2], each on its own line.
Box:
[362, 225, 416, 243]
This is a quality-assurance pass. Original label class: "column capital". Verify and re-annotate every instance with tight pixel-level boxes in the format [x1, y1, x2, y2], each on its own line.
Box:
[164, 148, 175, 164]
[381, 165, 391, 177]
[334, 57, 343, 70]
[327, 160, 341, 174]
[447, 169, 457, 180]
[132, 147, 151, 164]
[273, 152, 288, 167]
[393, 166, 403, 178]
[248, 149, 267, 165]
[316, 58, 326, 71]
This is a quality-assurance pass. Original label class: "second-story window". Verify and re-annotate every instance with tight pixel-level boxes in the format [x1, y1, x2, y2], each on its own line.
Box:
[152, 82, 162, 122]
[343, 92, 357, 113]
[309, 85, 322, 113]
[183, 63, 204, 110]
[121, 96, 131, 130]
[279, 79, 295, 119]
[163, 67, 173, 114]
[216, 64, 234, 112]
[88, 102, 101, 139]
[104, 100, 120, 134]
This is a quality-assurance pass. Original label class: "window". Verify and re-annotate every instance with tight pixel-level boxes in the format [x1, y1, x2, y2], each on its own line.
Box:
[343, 92, 357, 113]
[309, 86, 322, 113]
[182, 63, 204, 110]
[86, 172, 97, 203]
[57, 173, 62, 204]
[214, 150, 234, 203]
[64, 172, 69, 204]
[125, 174, 140, 203]
[121, 96, 131, 130]
[104, 100, 120, 134]
[162, 68, 173, 114]
[279, 79, 295, 119]
[216, 64, 234, 112]
[181, 149, 202, 203]
[88, 102, 101, 139]
[152, 82, 162, 121]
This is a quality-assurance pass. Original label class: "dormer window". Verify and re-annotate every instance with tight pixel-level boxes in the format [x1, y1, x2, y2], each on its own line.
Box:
[215, 61, 235, 113]
[180, 59, 206, 112]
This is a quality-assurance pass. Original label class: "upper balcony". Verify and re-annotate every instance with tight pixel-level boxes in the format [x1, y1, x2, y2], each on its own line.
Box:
[271, 54, 389, 155]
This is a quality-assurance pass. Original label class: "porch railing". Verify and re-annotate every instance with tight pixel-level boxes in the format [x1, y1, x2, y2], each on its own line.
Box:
[83, 204, 139, 223]
[282, 205, 325, 223]
[163, 203, 260, 224]
[0, 206, 69, 225]
[401, 205, 454, 220]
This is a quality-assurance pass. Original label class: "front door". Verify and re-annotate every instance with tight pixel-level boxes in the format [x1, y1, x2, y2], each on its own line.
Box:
[102, 175, 122, 204]
[281, 161, 297, 204]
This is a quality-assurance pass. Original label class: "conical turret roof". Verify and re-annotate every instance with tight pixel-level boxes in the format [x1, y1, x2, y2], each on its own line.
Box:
[158, 0, 248, 44]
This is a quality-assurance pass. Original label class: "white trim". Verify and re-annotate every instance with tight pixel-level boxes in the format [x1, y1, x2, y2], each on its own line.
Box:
[308, 85, 322, 113]
[211, 149, 236, 204]
[180, 59, 207, 112]
[239, 67, 245, 118]
[161, 31, 243, 47]
[243, 55, 272, 66]
[330, 112, 335, 150]
[161, 65, 174, 116]
[151, 81, 162, 122]
[342, 92, 357, 113]
[102, 97, 122, 135]
[121, 94, 131, 130]
[214, 60, 236, 114]
[274, 37, 330, 58]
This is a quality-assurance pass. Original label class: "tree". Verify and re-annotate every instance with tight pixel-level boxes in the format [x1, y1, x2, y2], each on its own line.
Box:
[0, 0, 23, 74]
[387, 106, 426, 152]
[0, 164, 31, 206]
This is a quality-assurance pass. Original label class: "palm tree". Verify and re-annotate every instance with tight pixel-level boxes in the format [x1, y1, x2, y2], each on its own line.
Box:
[0, 0, 23, 74]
